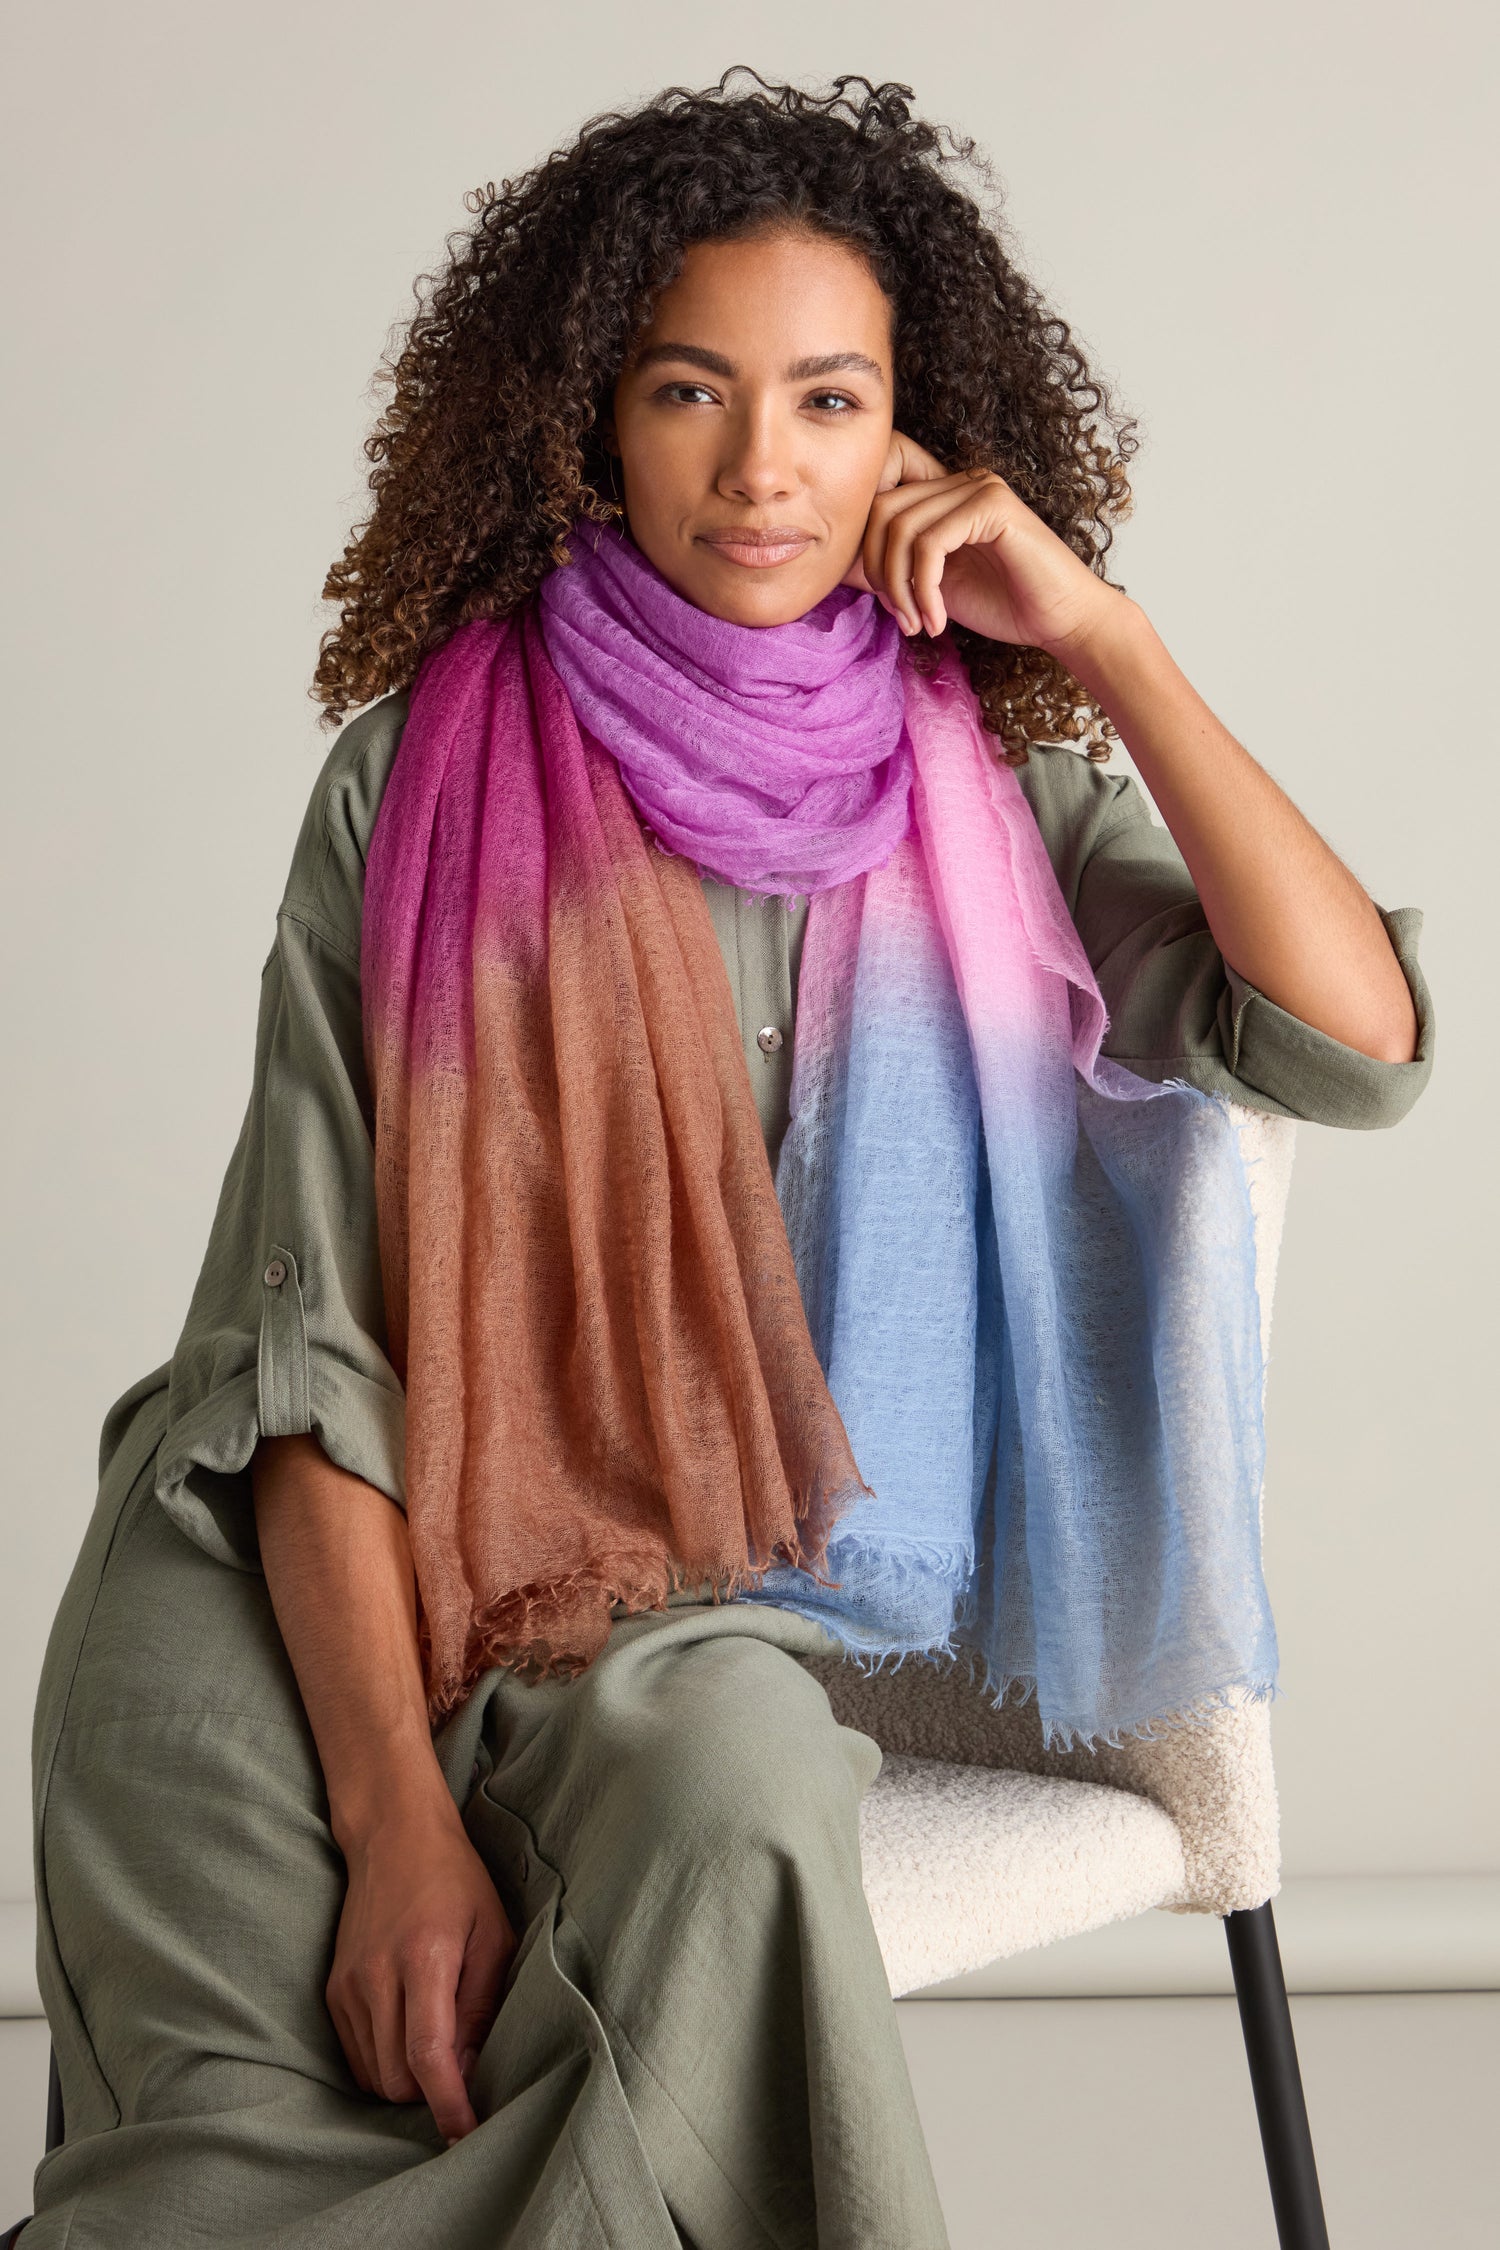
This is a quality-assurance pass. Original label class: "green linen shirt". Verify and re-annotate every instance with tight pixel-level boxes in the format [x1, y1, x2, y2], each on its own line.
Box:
[150, 685, 1434, 1568]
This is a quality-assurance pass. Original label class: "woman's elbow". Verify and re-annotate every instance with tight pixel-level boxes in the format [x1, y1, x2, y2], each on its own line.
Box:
[1355, 983, 1421, 1066]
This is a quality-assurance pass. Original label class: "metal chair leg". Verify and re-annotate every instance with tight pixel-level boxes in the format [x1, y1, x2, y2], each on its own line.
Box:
[1225, 1900, 1331, 2250]
[45, 2045, 64, 2155]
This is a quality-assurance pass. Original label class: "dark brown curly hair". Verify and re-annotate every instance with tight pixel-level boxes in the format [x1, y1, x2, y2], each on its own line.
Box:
[314, 68, 1139, 762]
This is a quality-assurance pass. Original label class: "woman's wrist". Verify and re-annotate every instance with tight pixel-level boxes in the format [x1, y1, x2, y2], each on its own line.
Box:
[1044, 593, 1171, 718]
[331, 1755, 466, 1862]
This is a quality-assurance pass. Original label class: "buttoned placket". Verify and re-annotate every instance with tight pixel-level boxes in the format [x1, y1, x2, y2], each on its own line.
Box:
[734, 889, 807, 1169]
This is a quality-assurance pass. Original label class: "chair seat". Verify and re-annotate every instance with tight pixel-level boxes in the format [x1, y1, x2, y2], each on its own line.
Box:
[860, 1753, 1189, 1998]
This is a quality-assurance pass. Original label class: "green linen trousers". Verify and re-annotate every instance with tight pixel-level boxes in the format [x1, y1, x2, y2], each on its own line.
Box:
[27, 687, 1434, 2248]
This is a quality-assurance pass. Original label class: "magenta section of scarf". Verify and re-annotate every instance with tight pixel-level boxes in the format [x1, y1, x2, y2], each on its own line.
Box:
[536, 520, 913, 896]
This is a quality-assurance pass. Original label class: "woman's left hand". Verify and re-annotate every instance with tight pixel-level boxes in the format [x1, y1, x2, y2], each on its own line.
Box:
[843, 430, 1121, 658]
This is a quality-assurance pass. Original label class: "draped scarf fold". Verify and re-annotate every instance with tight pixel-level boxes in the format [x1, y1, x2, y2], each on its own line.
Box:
[362, 522, 1278, 1748]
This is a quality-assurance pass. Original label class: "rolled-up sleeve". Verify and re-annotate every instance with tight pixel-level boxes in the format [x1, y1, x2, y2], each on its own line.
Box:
[1018, 746, 1435, 1128]
[154, 695, 410, 1569]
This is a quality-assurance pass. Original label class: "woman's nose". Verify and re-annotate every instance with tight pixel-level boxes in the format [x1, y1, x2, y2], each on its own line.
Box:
[716, 408, 796, 505]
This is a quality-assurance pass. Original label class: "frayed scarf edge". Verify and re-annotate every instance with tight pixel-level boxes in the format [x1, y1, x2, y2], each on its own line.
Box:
[804, 1633, 1283, 1760]
[421, 1485, 864, 1723]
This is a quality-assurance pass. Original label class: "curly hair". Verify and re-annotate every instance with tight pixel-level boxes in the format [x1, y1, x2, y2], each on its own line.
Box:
[314, 68, 1139, 762]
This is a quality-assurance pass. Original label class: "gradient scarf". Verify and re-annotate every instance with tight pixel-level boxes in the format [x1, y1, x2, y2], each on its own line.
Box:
[363, 522, 1278, 1749]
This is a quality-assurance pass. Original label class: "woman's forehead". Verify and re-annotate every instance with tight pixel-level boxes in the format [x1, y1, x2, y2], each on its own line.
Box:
[628, 232, 894, 369]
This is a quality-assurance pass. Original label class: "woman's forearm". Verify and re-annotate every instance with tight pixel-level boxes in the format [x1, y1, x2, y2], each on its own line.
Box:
[252, 1436, 513, 2138]
[1062, 601, 1420, 1065]
[251, 1435, 459, 1852]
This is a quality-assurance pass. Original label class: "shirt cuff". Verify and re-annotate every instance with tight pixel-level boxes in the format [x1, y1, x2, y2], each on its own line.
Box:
[154, 1244, 407, 1571]
[1218, 905, 1434, 1130]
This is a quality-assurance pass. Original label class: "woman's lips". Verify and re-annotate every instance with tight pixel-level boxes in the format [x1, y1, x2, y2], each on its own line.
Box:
[698, 529, 815, 569]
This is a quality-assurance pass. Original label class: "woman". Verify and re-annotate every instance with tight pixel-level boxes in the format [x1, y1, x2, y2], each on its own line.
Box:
[27, 70, 1431, 2250]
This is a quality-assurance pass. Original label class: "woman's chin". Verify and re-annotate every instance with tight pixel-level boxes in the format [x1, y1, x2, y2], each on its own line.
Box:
[667, 552, 851, 629]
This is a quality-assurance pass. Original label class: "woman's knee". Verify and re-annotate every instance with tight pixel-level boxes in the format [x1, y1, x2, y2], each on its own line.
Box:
[585, 1631, 876, 1869]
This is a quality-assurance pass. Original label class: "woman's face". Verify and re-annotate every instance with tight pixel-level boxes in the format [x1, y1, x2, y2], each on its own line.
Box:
[606, 227, 896, 626]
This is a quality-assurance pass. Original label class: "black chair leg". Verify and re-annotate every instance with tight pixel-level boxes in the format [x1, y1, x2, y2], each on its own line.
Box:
[1225, 1900, 1331, 2249]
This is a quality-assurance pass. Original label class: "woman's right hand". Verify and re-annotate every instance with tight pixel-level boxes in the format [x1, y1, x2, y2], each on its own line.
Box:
[327, 1796, 517, 2144]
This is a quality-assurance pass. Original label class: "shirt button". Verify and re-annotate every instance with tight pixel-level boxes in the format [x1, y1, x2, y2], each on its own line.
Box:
[263, 1258, 287, 1288]
[518, 1852, 530, 1881]
[756, 1025, 784, 1055]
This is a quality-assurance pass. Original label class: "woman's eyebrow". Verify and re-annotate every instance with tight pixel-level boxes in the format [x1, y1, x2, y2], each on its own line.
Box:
[632, 342, 886, 384]
[632, 343, 739, 377]
[788, 351, 886, 383]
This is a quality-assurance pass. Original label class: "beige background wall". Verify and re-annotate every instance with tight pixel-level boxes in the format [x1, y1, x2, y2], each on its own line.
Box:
[2, 0, 1493, 1916]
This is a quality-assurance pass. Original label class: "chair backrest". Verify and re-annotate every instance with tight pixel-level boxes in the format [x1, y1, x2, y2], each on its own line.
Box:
[797, 1103, 1298, 1917]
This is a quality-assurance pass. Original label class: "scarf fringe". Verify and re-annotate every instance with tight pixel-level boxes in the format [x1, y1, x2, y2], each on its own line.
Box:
[788, 1549, 1282, 1759]
[815, 1632, 1283, 1759]
[423, 1469, 869, 1723]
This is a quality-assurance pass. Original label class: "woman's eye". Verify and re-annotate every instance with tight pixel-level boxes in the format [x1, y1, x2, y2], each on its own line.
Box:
[656, 383, 860, 414]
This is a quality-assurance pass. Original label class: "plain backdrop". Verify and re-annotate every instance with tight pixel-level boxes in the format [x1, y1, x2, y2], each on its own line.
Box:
[2, 0, 1494, 1907]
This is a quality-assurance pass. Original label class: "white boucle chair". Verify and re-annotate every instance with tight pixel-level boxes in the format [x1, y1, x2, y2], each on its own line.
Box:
[800, 1104, 1332, 2250]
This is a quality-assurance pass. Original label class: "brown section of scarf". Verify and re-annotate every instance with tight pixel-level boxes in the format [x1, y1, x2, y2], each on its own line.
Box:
[378, 676, 868, 1721]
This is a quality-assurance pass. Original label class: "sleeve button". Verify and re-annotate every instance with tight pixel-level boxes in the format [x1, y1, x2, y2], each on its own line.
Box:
[756, 1025, 784, 1055]
[263, 1258, 287, 1288]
